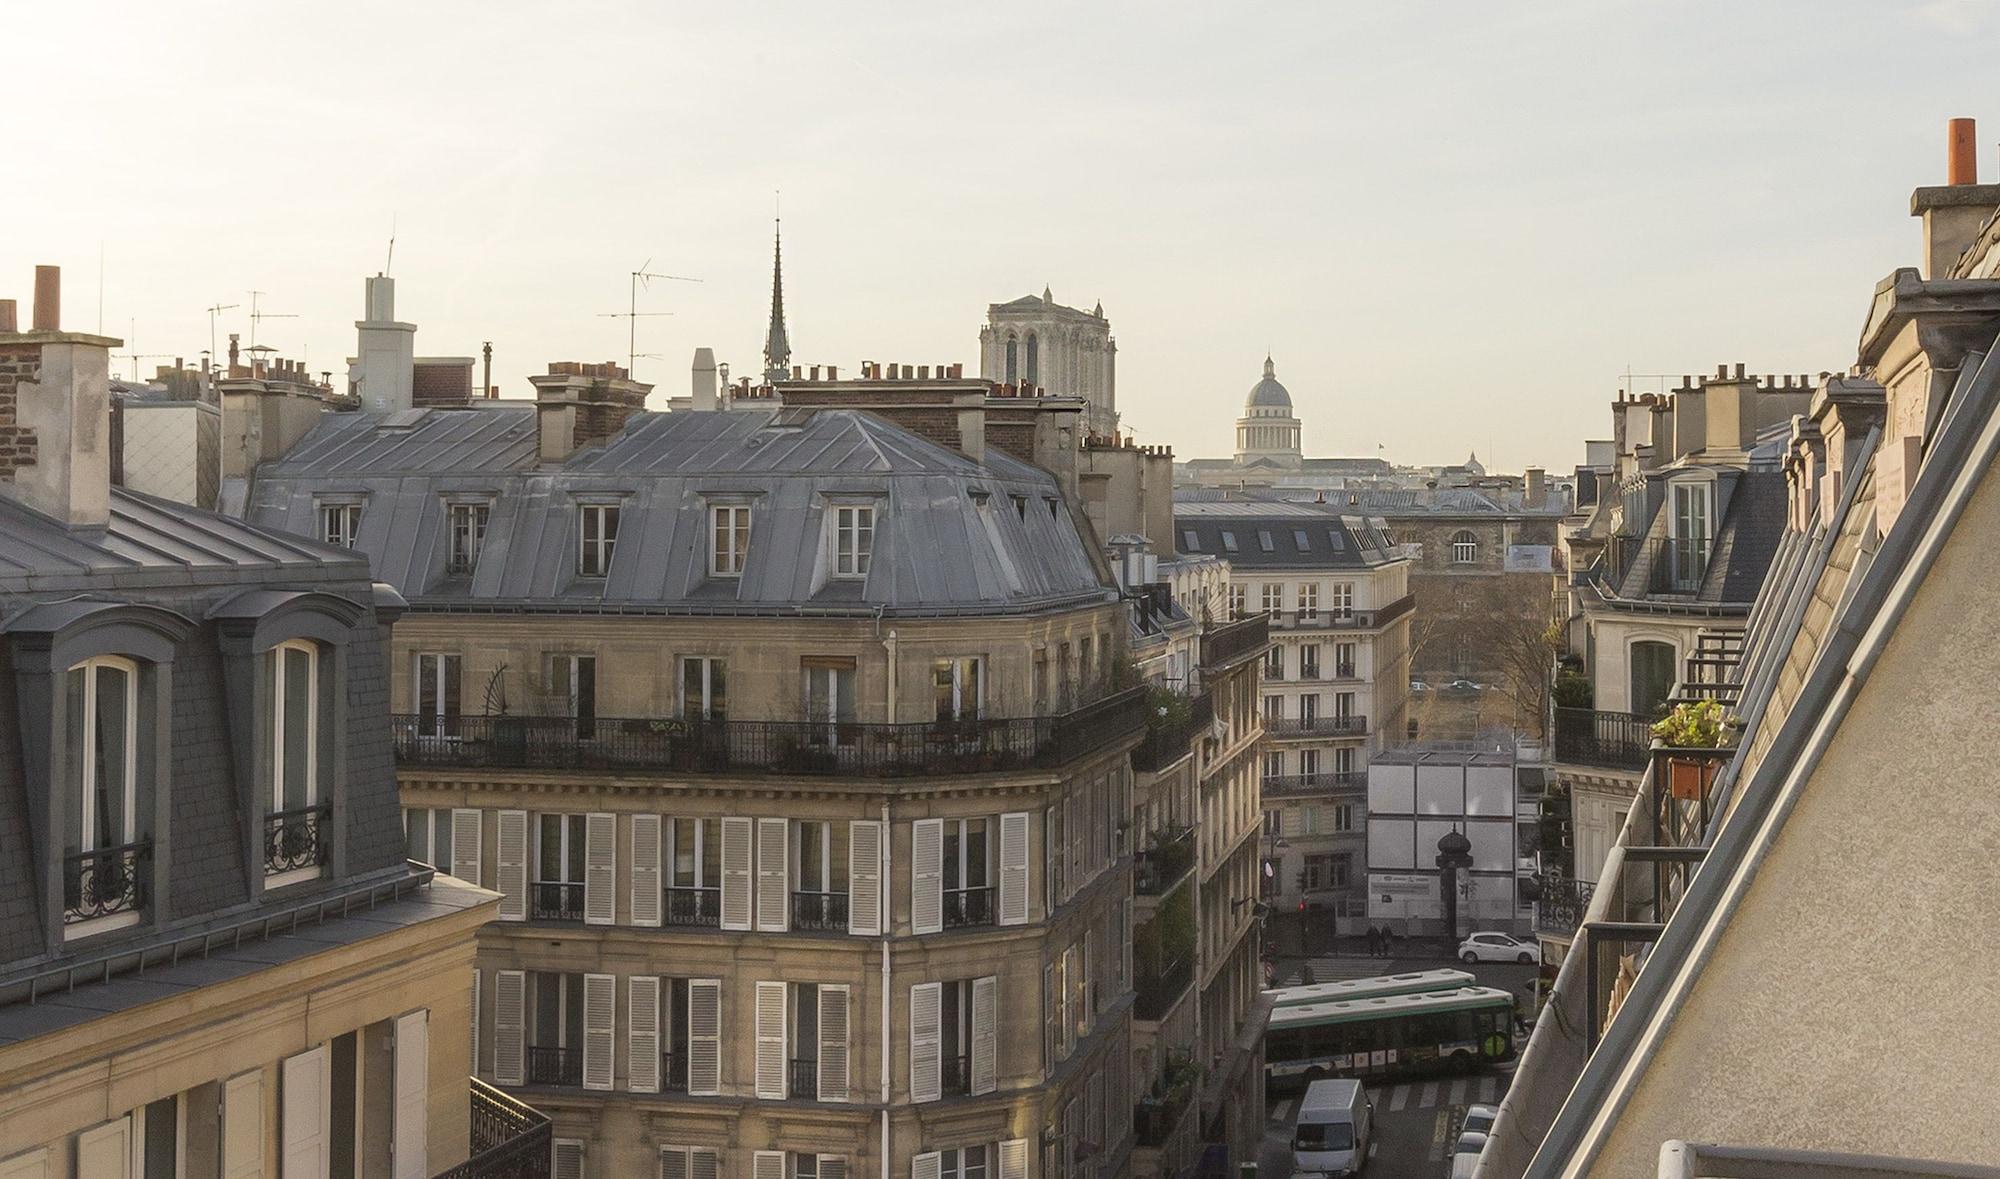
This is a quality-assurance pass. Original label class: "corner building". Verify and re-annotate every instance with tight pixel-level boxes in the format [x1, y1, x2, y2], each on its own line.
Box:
[244, 390, 1148, 1179]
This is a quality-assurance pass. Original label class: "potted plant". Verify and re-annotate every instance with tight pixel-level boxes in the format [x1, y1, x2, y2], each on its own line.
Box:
[1650, 700, 1739, 801]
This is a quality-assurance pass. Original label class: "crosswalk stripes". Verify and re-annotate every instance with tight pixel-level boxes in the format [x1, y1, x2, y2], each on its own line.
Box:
[1417, 1080, 1439, 1109]
[1271, 1073, 1513, 1124]
[1271, 1098, 1293, 1125]
[1389, 1084, 1410, 1112]
[1478, 1075, 1498, 1104]
[1447, 1077, 1467, 1106]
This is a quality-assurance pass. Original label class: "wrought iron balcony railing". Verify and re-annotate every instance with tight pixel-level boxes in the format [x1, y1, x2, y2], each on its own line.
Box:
[524, 1046, 581, 1087]
[430, 1078, 550, 1179]
[1200, 614, 1269, 669]
[529, 881, 584, 922]
[788, 1058, 818, 1098]
[1534, 875, 1595, 938]
[1554, 707, 1653, 771]
[63, 840, 149, 925]
[1647, 535, 1712, 594]
[664, 886, 720, 927]
[1132, 690, 1207, 772]
[941, 1051, 972, 1096]
[659, 1052, 689, 1093]
[392, 687, 1147, 780]
[265, 803, 331, 876]
[1135, 827, 1196, 896]
[943, 886, 994, 929]
[790, 890, 848, 932]
[1264, 715, 1368, 738]
[1261, 771, 1367, 797]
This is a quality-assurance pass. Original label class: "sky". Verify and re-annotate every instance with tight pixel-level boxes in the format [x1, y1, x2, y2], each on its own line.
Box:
[6, 1, 1999, 473]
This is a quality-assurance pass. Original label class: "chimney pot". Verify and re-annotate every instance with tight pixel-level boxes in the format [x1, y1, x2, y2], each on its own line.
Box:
[918, 365, 930, 380]
[901, 364, 913, 380]
[32, 266, 60, 331]
[827, 365, 838, 380]
[1949, 117, 1978, 185]
[1715, 364, 1727, 379]
[809, 365, 821, 380]
[1734, 362, 1745, 380]
[0, 300, 15, 334]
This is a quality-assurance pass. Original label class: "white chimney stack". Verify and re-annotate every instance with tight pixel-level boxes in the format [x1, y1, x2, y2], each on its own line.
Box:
[692, 347, 718, 412]
[351, 274, 415, 414]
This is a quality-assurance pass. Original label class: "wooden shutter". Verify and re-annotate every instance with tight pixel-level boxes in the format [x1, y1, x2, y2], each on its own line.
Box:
[754, 980, 787, 1099]
[660, 1148, 690, 1179]
[848, 819, 883, 936]
[755, 818, 789, 931]
[0, 1149, 49, 1179]
[998, 1139, 1029, 1179]
[720, 818, 753, 931]
[551, 1140, 583, 1179]
[971, 975, 998, 1095]
[222, 1070, 263, 1179]
[687, 980, 722, 1095]
[582, 973, 616, 1090]
[584, 813, 616, 926]
[628, 976, 661, 1093]
[450, 809, 482, 883]
[909, 981, 941, 1103]
[631, 814, 662, 927]
[752, 1153, 785, 1179]
[819, 1158, 849, 1179]
[493, 971, 526, 1086]
[495, 811, 528, 921]
[817, 983, 849, 1102]
[911, 818, 943, 934]
[998, 812, 1031, 925]
[690, 1148, 718, 1179]
[393, 1010, 429, 1179]
[76, 1119, 131, 1179]
[911, 1154, 942, 1179]
[281, 1047, 329, 1178]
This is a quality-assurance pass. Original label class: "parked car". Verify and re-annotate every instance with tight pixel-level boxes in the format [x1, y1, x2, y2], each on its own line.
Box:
[1445, 677, 1482, 693]
[1462, 1103, 1498, 1136]
[1458, 931, 1536, 964]
[1448, 1130, 1489, 1179]
[1410, 680, 1432, 693]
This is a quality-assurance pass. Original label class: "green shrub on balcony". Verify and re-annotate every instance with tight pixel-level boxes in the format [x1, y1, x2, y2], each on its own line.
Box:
[1649, 699, 1740, 749]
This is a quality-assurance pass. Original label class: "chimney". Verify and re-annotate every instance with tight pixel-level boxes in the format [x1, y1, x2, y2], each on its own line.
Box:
[0, 265, 119, 528]
[1525, 466, 1547, 509]
[692, 347, 718, 411]
[353, 273, 417, 413]
[1912, 118, 2000, 278]
[0, 301, 14, 333]
[227, 333, 240, 372]
[530, 361, 653, 461]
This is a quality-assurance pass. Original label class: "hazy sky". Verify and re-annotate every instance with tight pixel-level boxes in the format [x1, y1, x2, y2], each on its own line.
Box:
[6, 1, 1998, 472]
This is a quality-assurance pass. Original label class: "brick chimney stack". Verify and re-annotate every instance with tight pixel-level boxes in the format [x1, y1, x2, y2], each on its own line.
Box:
[530, 361, 653, 461]
[0, 265, 122, 528]
[1913, 118, 2000, 279]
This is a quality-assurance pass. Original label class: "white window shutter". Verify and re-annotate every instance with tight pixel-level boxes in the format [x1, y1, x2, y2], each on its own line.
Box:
[471, 969, 481, 1076]
[755, 818, 790, 931]
[628, 976, 661, 1093]
[690, 1147, 719, 1179]
[998, 1139, 1029, 1179]
[582, 973, 616, 1090]
[659, 1148, 690, 1179]
[687, 980, 722, 1095]
[819, 1157, 849, 1179]
[911, 1153, 942, 1179]
[584, 813, 617, 925]
[971, 975, 998, 1095]
[494, 971, 526, 1086]
[0, 1148, 49, 1179]
[496, 811, 528, 922]
[848, 820, 883, 936]
[720, 818, 754, 931]
[998, 812, 1031, 925]
[552, 1140, 583, 1179]
[911, 818, 943, 934]
[75, 1119, 131, 1179]
[631, 814, 663, 927]
[450, 809, 482, 883]
[754, 980, 787, 1099]
[280, 1047, 329, 1179]
[393, 1011, 429, 1179]
[909, 981, 941, 1103]
[817, 983, 849, 1102]
[753, 1152, 785, 1179]
[222, 1070, 263, 1179]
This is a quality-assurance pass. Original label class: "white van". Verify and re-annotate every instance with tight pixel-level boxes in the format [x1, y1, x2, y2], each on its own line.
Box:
[1292, 1077, 1372, 1177]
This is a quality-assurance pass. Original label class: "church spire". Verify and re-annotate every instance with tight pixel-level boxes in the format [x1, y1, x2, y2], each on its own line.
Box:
[762, 219, 791, 384]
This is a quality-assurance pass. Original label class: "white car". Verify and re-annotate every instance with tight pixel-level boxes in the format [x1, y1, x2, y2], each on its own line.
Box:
[1448, 1131, 1489, 1179]
[1462, 1103, 1498, 1136]
[1458, 931, 1536, 964]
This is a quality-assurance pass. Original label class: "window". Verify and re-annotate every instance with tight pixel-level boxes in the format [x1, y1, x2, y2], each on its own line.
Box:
[1451, 529, 1478, 564]
[1012, 495, 1028, 520]
[319, 502, 361, 548]
[1327, 528, 1346, 552]
[1630, 640, 1677, 718]
[668, 818, 723, 926]
[1182, 529, 1200, 552]
[447, 502, 489, 573]
[1332, 692, 1352, 721]
[793, 820, 849, 929]
[1293, 529, 1311, 551]
[1263, 694, 1282, 721]
[553, 654, 596, 740]
[1335, 641, 1356, 678]
[1227, 584, 1246, 619]
[1329, 582, 1354, 621]
[64, 656, 147, 930]
[1263, 751, 1283, 780]
[414, 652, 461, 737]
[267, 640, 332, 881]
[403, 807, 454, 873]
[681, 657, 727, 721]
[1304, 854, 1350, 890]
[1257, 530, 1275, 553]
[832, 505, 873, 578]
[1299, 748, 1320, 778]
[532, 813, 588, 921]
[934, 657, 984, 722]
[578, 504, 620, 577]
[1261, 584, 1282, 616]
[1301, 693, 1321, 724]
[1004, 336, 1018, 384]
[710, 504, 751, 576]
[939, 1146, 990, 1179]
[803, 660, 856, 745]
[528, 972, 585, 1085]
[1299, 642, 1321, 679]
[1334, 746, 1356, 775]
[1298, 583, 1319, 621]
[1263, 645, 1283, 680]
[1025, 333, 1039, 384]
[1220, 531, 1239, 554]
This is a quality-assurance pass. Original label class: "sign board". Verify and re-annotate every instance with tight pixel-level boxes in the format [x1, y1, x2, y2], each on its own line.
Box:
[1368, 872, 1441, 920]
[1504, 544, 1554, 573]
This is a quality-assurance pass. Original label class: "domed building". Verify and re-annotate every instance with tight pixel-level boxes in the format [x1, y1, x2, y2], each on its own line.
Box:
[1234, 355, 1305, 468]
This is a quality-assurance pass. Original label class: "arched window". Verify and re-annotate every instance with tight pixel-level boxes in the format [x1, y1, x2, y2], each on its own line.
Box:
[1629, 640, 1677, 718]
[268, 639, 333, 880]
[1450, 530, 1478, 564]
[1004, 336, 1018, 384]
[65, 655, 147, 928]
[1025, 333, 1039, 385]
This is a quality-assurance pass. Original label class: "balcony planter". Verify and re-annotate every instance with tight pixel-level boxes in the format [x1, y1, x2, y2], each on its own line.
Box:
[1648, 700, 1739, 800]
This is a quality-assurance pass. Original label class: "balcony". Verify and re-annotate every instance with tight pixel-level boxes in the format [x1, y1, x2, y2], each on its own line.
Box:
[1554, 706, 1653, 771]
[1274, 595, 1415, 631]
[664, 886, 721, 927]
[63, 840, 149, 927]
[391, 687, 1146, 780]
[1296, 662, 1320, 681]
[1135, 956, 1194, 1021]
[943, 886, 994, 929]
[430, 1079, 550, 1179]
[788, 1058, 818, 1098]
[1264, 715, 1368, 739]
[1534, 875, 1595, 939]
[1646, 535, 1712, 594]
[1200, 615, 1269, 670]
[1261, 771, 1366, 798]
[940, 1051, 972, 1096]
[790, 890, 848, 931]
[1135, 827, 1196, 897]
[524, 1046, 581, 1087]
[264, 803, 331, 876]
[658, 1053, 689, 1093]
[529, 881, 584, 922]
[1133, 690, 1206, 773]
[1134, 1056, 1200, 1147]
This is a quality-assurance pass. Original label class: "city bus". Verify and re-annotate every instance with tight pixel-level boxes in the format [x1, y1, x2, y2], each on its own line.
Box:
[1265, 986, 1517, 1087]
[1264, 969, 1477, 1010]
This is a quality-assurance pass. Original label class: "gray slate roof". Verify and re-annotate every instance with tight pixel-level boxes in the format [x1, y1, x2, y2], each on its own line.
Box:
[246, 406, 1114, 615]
[1173, 501, 1402, 569]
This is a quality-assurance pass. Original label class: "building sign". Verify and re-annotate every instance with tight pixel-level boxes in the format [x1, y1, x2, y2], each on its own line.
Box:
[1368, 872, 1440, 920]
[1504, 544, 1554, 573]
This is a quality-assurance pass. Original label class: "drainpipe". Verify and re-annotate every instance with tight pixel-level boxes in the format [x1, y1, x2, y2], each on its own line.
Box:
[880, 798, 893, 1179]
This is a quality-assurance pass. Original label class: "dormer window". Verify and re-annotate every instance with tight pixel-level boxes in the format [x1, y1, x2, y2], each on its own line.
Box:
[319, 501, 362, 548]
[711, 505, 751, 577]
[448, 501, 490, 574]
[578, 504, 620, 578]
[65, 656, 148, 932]
[834, 505, 874, 578]
[266, 640, 332, 885]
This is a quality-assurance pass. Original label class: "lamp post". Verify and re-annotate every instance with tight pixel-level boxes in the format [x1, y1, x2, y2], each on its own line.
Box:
[1435, 827, 1474, 948]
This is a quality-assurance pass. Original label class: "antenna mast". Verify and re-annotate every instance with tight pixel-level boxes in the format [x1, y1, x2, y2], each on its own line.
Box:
[600, 258, 701, 376]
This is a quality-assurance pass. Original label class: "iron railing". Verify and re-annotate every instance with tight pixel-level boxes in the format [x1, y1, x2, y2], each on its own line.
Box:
[790, 890, 848, 931]
[1534, 875, 1595, 938]
[63, 840, 149, 925]
[789, 1058, 818, 1098]
[1135, 827, 1195, 896]
[659, 1052, 689, 1093]
[529, 882, 584, 922]
[1647, 535, 1712, 594]
[1273, 595, 1415, 631]
[1264, 715, 1368, 738]
[943, 886, 994, 929]
[1201, 615, 1269, 669]
[430, 1079, 550, 1179]
[391, 688, 1146, 779]
[664, 886, 721, 927]
[524, 1046, 581, 1087]
[1133, 691, 1206, 772]
[1135, 956, 1193, 1021]
[1261, 771, 1366, 797]
[1554, 707, 1653, 771]
[265, 803, 331, 875]
[941, 1052, 972, 1096]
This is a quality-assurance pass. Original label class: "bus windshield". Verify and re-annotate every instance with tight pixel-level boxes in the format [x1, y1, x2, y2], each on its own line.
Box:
[1295, 1123, 1355, 1152]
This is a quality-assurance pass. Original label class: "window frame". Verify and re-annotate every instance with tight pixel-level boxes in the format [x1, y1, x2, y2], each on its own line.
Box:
[447, 500, 491, 574]
[1450, 529, 1478, 565]
[577, 503, 621, 579]
[710, 504, 752, 578]
[832, 504, 874, 579]
[317, 501, 362, 549]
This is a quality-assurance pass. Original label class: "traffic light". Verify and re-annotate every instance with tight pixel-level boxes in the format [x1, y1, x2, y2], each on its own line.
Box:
[1295, 869, 1308, 892]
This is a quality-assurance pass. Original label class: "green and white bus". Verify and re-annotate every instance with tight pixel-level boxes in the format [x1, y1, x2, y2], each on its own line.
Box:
[1265, 986, 1517, 1087]
[1264, 969, 1477, 1011]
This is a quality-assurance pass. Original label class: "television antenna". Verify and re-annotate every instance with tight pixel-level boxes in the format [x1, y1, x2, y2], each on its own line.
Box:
[205, 302, 240, 368]
[247, 291, 298, 350]
[601, 259, 700, 376]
